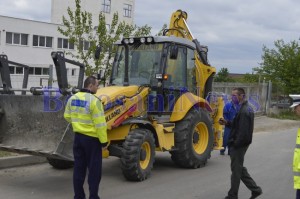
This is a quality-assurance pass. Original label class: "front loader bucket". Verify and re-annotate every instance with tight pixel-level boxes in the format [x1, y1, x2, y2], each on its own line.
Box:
[0, 94, 74, 161]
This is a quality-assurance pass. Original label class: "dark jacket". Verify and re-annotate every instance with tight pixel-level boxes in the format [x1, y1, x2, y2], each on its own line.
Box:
[228, 101, 254, 148]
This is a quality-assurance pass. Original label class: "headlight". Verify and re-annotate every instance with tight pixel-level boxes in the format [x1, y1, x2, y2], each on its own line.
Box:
[140, 37, 146, 43]
[123, 39, 129, 44]
[129, 38, 134, 44]
[146, 37, 153, 43]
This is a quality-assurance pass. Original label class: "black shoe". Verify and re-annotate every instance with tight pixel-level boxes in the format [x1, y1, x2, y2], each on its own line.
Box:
[250, 189, 262, 199]
[220, 151, 225, 155]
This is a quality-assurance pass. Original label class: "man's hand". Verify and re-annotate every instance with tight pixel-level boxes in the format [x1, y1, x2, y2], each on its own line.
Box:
[102, 146, 108, 151]
[219, 118, 227, 125]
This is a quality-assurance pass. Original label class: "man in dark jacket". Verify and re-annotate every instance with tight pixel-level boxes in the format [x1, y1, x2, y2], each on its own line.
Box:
[222, 88, 262, 199]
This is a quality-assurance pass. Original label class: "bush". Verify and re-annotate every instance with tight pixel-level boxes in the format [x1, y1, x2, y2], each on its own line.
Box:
[0, 151, 17, 157]
[269, 109, 300, 120]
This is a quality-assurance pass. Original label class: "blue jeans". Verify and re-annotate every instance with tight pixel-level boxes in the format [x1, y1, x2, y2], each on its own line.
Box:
[297, 189, 300, 199]
[73, 133, 102, 199]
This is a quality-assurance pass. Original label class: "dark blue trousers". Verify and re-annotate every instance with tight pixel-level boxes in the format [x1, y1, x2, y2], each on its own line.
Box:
[297, 189, 300, 199]
[73, 133, 102, 199]
[221, 127, 231, 154]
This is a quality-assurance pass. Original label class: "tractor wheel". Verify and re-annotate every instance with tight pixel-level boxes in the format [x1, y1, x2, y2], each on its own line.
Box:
[47, 157, 74, 169]
[121, 128, 155, 181]
[170, 108, 213, 168]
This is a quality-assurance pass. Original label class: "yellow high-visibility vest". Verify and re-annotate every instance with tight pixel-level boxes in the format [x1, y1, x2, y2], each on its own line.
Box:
[64, 91, 107, 144]
[294, 128, 300, 189]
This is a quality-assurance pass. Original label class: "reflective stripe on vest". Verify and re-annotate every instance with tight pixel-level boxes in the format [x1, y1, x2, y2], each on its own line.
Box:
[93, 112, 105, 118]
[95, 122, 106, 128]
[71, 118, 93, 125]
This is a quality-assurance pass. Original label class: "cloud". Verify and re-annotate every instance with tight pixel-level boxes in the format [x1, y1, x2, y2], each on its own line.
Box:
[0, 0, 299, 73]
[0, 0, 51, 22]
[134, 0, 300, 73]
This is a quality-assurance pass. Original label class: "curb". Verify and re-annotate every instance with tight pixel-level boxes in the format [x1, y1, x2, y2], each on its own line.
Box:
[0, 155, 47, 169]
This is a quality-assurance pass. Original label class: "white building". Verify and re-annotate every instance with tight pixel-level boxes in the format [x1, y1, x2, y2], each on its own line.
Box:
[51, 0, 135, 26]
[0, 0, 135, 90]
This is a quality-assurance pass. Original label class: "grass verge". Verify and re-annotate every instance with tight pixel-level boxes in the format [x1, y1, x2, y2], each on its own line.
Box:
[269, 109, 300, 120]
[0, 151, 18, 157]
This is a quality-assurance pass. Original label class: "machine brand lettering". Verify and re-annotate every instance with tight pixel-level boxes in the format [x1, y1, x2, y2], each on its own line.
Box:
[106, 108, 121, 122]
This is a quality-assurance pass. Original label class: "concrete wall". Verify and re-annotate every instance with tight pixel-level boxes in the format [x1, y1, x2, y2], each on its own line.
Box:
[213, 82, 270, 114]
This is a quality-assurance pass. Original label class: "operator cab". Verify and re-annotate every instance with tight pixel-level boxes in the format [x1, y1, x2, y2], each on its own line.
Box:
[110, 36, 203, 114]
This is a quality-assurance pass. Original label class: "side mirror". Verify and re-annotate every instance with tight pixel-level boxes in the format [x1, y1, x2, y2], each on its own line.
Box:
[95, 45, 102, 60]
[169, 44, 178, 60]
[97, 69, 105, 80]
[200, 46, 208, 64]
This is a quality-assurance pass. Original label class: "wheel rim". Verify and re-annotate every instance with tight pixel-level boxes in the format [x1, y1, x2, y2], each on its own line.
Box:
[140, 141, 151, 169]
[193, 122, 209, 154]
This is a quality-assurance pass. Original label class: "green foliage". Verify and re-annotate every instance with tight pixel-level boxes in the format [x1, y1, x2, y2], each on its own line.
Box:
[156, 24, 168, 36]
[58, 0, 94, 73]
[258, 39, 300, 94]
[0, 151, 17, 157]
[269, 110, 300, 120]
[214, 67, 235, 82]
[58, 0, 151, 85]
[242, 72, 260, 83]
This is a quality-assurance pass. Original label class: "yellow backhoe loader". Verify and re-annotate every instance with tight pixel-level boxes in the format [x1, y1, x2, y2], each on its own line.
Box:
[0, 10, 224, 181]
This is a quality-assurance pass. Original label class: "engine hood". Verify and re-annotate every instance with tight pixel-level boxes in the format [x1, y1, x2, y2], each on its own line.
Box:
[95, 85, 143, 105]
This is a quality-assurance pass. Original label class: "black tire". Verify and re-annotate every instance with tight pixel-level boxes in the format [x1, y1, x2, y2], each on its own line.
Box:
[47, 157, 74, 169]
[121, 128, 155, 181]
[170, 108, 213, 168]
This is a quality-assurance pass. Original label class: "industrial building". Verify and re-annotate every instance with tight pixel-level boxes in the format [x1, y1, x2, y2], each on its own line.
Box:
[0, 0, 135, 89]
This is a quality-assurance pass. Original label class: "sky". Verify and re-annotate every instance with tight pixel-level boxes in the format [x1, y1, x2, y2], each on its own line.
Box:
[0, 0, 299, 73]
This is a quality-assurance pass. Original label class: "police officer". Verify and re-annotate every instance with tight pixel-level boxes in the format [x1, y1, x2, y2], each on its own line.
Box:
[64, 76, 107, 199]
[290, 95, 300, 199]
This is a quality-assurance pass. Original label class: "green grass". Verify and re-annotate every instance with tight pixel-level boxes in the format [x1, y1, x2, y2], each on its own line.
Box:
[0, 151, 18, 157]
[269, 110, 300, 120]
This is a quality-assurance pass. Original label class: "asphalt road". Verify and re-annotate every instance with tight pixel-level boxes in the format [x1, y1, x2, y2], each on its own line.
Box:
[0, 126, 297, 199]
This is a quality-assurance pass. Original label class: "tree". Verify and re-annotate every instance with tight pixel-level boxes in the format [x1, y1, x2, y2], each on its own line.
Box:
[214, 67, 234, 82]
[241, 72, 260, 83]
[258, 39, 300, 94]
[156, 24, 168, 36]
[58, 0, 151, 86]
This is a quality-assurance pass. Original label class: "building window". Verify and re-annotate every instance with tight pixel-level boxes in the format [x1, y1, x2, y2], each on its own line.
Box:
[8, 66, 24, 74]
[102, 0, 111, 13]
[16, 67, 23, 74]
[106, 24, 110, 31]
[9, 66, 15, 74]
[43, 68, 49, 75]
[6, 32, 28, 45]
[35, 67, 42, 75]
[72, 69, 76, 76]
[33, 35, 53, 48]
[29, 67, 34, 75]
[123, 4, 132, 18]
[57, 38, 74, 50]
[28, 67, 49, 75]
[79, 40, 91, 51]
